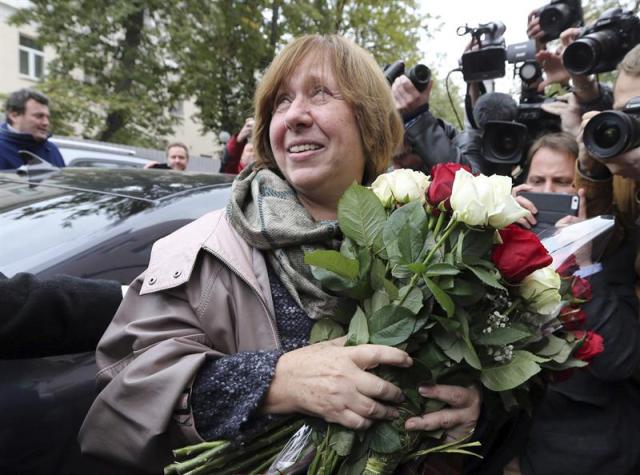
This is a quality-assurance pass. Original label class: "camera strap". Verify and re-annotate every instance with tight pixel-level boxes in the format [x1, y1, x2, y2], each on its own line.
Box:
[465, 82, 486, 130]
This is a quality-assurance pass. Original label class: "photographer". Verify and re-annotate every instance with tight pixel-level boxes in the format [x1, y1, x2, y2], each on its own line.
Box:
[513, 132, 584, 231]
[506, 131, 640, 475]
[574, 45, 640, 294]
[390, 73, 462, 173]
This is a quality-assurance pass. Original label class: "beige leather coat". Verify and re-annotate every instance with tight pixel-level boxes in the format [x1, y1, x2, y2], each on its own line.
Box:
[79, 209, 281, 472]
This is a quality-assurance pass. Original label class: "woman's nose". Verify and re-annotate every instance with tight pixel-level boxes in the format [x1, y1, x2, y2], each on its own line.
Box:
[284, 96, 312, 130]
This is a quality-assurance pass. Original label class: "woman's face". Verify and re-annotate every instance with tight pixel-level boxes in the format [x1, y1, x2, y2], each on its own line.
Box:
[269, 55, 366, 219]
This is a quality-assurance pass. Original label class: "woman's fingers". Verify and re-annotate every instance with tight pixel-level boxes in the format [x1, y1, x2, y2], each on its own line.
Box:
[405, 384, 481, 436]
[353, 369, 405, 403]
[349, 344, 413, 370]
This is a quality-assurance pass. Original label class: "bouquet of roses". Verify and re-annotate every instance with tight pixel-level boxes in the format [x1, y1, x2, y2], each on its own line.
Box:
[165, 164, 604, 475]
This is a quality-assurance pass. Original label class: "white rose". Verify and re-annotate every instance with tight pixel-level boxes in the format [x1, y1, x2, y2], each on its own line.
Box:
[371, 169, 430, 207]
[486, 174, 530, 229]
[450, 169, 530, 229]
[450, 169, 492, 226]
[520, 265, 562, 315]
[371, 174, 394, 207]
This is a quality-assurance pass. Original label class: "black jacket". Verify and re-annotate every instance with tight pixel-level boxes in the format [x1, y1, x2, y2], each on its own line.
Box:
[0, 273, 122, 358]
[520, 243, 640, 475]
[404, 109, 465, 173]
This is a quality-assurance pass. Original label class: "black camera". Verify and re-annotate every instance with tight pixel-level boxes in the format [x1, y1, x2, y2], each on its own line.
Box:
[383, 60, 431, 92]
[583, 97, 640, 160]
[563, 8, 640, 75]
[458, 22, 507, 82]
[482, 120, 529, 165]
[536, 0, 583, 42]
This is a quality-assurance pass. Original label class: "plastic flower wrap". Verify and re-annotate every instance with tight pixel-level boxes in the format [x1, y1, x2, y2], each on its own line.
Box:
[166, 165, 609, 475]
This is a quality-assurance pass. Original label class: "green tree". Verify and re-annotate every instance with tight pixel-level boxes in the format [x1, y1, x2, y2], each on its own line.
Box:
[11, 0, 184, 147]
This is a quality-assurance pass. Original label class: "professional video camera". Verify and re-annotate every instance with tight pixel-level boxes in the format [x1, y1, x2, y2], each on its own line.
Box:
[563, 8, 640, 75]
[482, 120, 529, 165]
[583, 97, 640, 160]
[536, 0, 583, 42]
[458, 21, 507, 82]
[383, 60, 431, 91]
[479, 40, 560, 166]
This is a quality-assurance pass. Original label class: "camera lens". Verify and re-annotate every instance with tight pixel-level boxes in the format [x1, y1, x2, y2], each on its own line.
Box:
[563, 38, 600, 75]
[407, 64, 431, 92]
[519, 61, 542, 84]
[482, 121, 528, 164]
[539, 5, 570, 39]
[583, 111, 640, 159]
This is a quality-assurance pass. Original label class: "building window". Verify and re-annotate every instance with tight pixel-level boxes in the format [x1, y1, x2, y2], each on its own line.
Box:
[19, 34, 44, 80]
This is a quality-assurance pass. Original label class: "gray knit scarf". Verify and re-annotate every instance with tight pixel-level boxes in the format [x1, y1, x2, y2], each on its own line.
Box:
[226, 166, 344, 321]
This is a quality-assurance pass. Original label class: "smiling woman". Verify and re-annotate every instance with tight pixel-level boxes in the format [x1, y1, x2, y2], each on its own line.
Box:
[79, 35, 482, 473]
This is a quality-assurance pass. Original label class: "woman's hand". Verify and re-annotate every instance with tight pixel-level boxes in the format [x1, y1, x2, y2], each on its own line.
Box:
[405, 384, 481, 441]
[263, 337, 412, 430]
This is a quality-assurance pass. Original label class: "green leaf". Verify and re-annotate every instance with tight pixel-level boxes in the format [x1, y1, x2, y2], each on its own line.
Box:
[433, 328, 465, 363]
[543, 357, 588, 371]
[460, 228, 495, 259]
[310, 266, 356, 292]
[395, 285, 424, 314]
[309, 319, 346, 343]
[383, 279, 399, 300]
[369, 421, 402, 454]
[370, 257, 386, 291]
[480, 351, 547, 391]
[305, 250, 359, 280]
[423, 276, 455, 317]
[329, 426, 355, 457]
[338, 184, 387, 248]
[434, 315, 461, 332]
[448, 278, 482, 296]
[424, 263, 461, 277]
[369, 305, 416, 346]
[475, 325, 535, 346]
[383, 201, 428, 266]
[536, 334, 568, 357]
[371, 289, 390, 313]
[346, 307, 369, 346]
[464, 264, 506, 291]
[406, 262, 427, 274]
[463, 341, 482, 370]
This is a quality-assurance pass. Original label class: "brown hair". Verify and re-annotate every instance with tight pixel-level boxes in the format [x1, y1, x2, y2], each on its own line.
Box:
[253, 34, 403, 184]
[165, 142, 189, 160]
[618, 44, 640, 77]
[526, 132, 578, 169]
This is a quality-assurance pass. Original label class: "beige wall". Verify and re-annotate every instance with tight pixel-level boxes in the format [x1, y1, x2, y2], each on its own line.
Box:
[0, 1, 220, 159]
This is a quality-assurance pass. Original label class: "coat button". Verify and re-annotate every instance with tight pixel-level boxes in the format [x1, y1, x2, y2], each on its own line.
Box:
[173, 270, 182, 278]
[148, 276, 157, 285]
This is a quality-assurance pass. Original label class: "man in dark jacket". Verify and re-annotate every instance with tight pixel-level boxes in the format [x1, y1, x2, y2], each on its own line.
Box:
[391, 75, 463, 173]
[0, 89, 64, 169]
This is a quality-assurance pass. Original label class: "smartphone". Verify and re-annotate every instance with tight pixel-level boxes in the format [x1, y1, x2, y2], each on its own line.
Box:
[517, 191, 580, 235]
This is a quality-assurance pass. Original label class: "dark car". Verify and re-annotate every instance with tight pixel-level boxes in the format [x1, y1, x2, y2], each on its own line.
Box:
[0, 167, 233, 474]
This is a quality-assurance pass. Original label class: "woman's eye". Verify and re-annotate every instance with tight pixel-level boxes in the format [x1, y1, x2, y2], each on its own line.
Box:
[274, 95, 291, 112]
[312, 86, 331, 100]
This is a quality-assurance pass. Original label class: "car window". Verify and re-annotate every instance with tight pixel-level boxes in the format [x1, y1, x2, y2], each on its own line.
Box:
[0, 186, 150, 275]
[68, 159, 141, 169]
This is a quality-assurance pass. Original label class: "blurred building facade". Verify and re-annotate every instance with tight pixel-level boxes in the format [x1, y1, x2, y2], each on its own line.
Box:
[0, 0, 220, 160]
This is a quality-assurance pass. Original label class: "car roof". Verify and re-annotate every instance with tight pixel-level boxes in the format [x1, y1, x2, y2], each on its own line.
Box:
[0, 167, 235, 202]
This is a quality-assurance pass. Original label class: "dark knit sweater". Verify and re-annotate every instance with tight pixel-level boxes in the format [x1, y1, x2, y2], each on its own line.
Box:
[0, 123, 65, 169]
[191, 265, 314, 441]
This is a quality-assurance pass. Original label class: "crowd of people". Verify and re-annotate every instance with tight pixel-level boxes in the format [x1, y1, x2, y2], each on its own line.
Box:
[2, 4, 640, 475]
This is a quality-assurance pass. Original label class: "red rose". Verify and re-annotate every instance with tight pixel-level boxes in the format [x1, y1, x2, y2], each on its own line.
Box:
[427, 163, 471, 210]
[556, 255, 579, 277]
[491, 224, 553, 282]
[573, 330, 604, 362]
[571, 276, 592, 301]
[559, 306, 587, 330]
